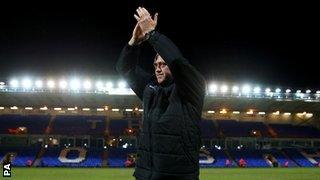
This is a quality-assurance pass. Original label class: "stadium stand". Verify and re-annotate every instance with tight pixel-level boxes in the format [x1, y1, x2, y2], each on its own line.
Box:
[0, 114, 50, 134]
[200, 120, 218, 138]
[40, 147, 103, 167]
[269, 124, 320, 138]
[217, 120, 271, 137]
[109, 119, 128, 137]
[52, 115, 105, 135]
[107, 147, 136, 167]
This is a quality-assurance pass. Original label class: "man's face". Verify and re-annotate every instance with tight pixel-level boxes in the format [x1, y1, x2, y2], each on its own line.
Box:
[154, 55, 172, 84]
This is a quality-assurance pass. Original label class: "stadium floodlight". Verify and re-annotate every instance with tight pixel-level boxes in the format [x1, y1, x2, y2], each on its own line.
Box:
[118, 81, 126, 89]
[265, 88, 271, 93]
[96, 81, 104, 91]
[306, 89, 311, 94]
[253, 87, 261, 94]
[40, 106, 48, 111]
[241, 85, 251, 94]
[106, 82, 113, 89]
[246, 110, 254, 114]
[10, 79, 19, 88]
[47, 80, 55, 89]
[70, 79, 80, 90]
[83, 80, 92, 90]
[35, 80, 43, 88]
[285, 89, 291, 93]
[10, 106, 18, 110]
[59, 80, 68, 89]
[220, 85, 228, 93]
[232, 86, 239, 93]
[273, 111, 280, 115]
[209, 84, 218, 93]
[22, 78, 32, 89]
[306, 113, 313, 118]
[220, 109, 227, 114]
[275, 88, 281, 93]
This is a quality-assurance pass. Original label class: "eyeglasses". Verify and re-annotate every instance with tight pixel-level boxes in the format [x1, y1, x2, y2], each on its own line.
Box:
[153, 62, 167, 69]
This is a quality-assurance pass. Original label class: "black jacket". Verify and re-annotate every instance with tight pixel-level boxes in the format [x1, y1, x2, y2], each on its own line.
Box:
[116, 31, 206, 180]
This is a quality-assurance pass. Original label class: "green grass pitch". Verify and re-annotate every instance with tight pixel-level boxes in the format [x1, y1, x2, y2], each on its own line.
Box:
[2, 167, 320, 180]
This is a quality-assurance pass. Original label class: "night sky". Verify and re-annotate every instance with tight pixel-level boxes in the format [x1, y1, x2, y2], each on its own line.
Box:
[0, 1, 319, 90]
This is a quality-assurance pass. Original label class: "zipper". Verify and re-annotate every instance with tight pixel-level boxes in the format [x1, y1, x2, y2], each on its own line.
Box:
[146, 85, 160, 175]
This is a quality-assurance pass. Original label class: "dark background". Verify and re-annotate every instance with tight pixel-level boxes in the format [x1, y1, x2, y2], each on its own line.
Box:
[0, 1, 319, 89]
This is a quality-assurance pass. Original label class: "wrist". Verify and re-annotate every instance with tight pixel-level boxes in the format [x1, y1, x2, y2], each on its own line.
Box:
[128, 37, 140, 46]
[145, 29, 156, 40]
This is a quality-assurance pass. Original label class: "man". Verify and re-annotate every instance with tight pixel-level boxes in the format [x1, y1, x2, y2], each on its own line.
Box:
[116, 7, 206, 180]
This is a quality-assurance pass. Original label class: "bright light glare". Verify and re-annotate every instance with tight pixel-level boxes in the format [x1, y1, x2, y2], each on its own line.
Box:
[70, 79, 80, 90]
[221, 85, 228, 93]
[232, 86, 239, 93]
[253, 87, 261, 94]
[35, 80, 43, 88]
[83, 80, 92, 90]
[106, 82, 113, 89]
[10, 79, 19, 88]
[118, 81, 126, 89]
[96, 81, 104, 90]
[242, 85, 251, 94]
[47, 80, 55, 88]
[22, 78, 32, 89]
[209, 84, 218, 93]
[59, 80, 67, 89]
[265, 88, 271, 93]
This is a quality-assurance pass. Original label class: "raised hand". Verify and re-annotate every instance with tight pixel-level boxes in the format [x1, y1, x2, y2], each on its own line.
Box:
[128, 7, 158, 46]
[134, 7, 158, 36]
[129, 22, 145, 46]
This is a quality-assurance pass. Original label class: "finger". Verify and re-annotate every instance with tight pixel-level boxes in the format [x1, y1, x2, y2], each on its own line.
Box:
[134, 14, 140, 21]
[136, 7, 143, 17]
[154, 13, 158, 24]
[141, 7, 150, 16]
[139, 7, 148, 18]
